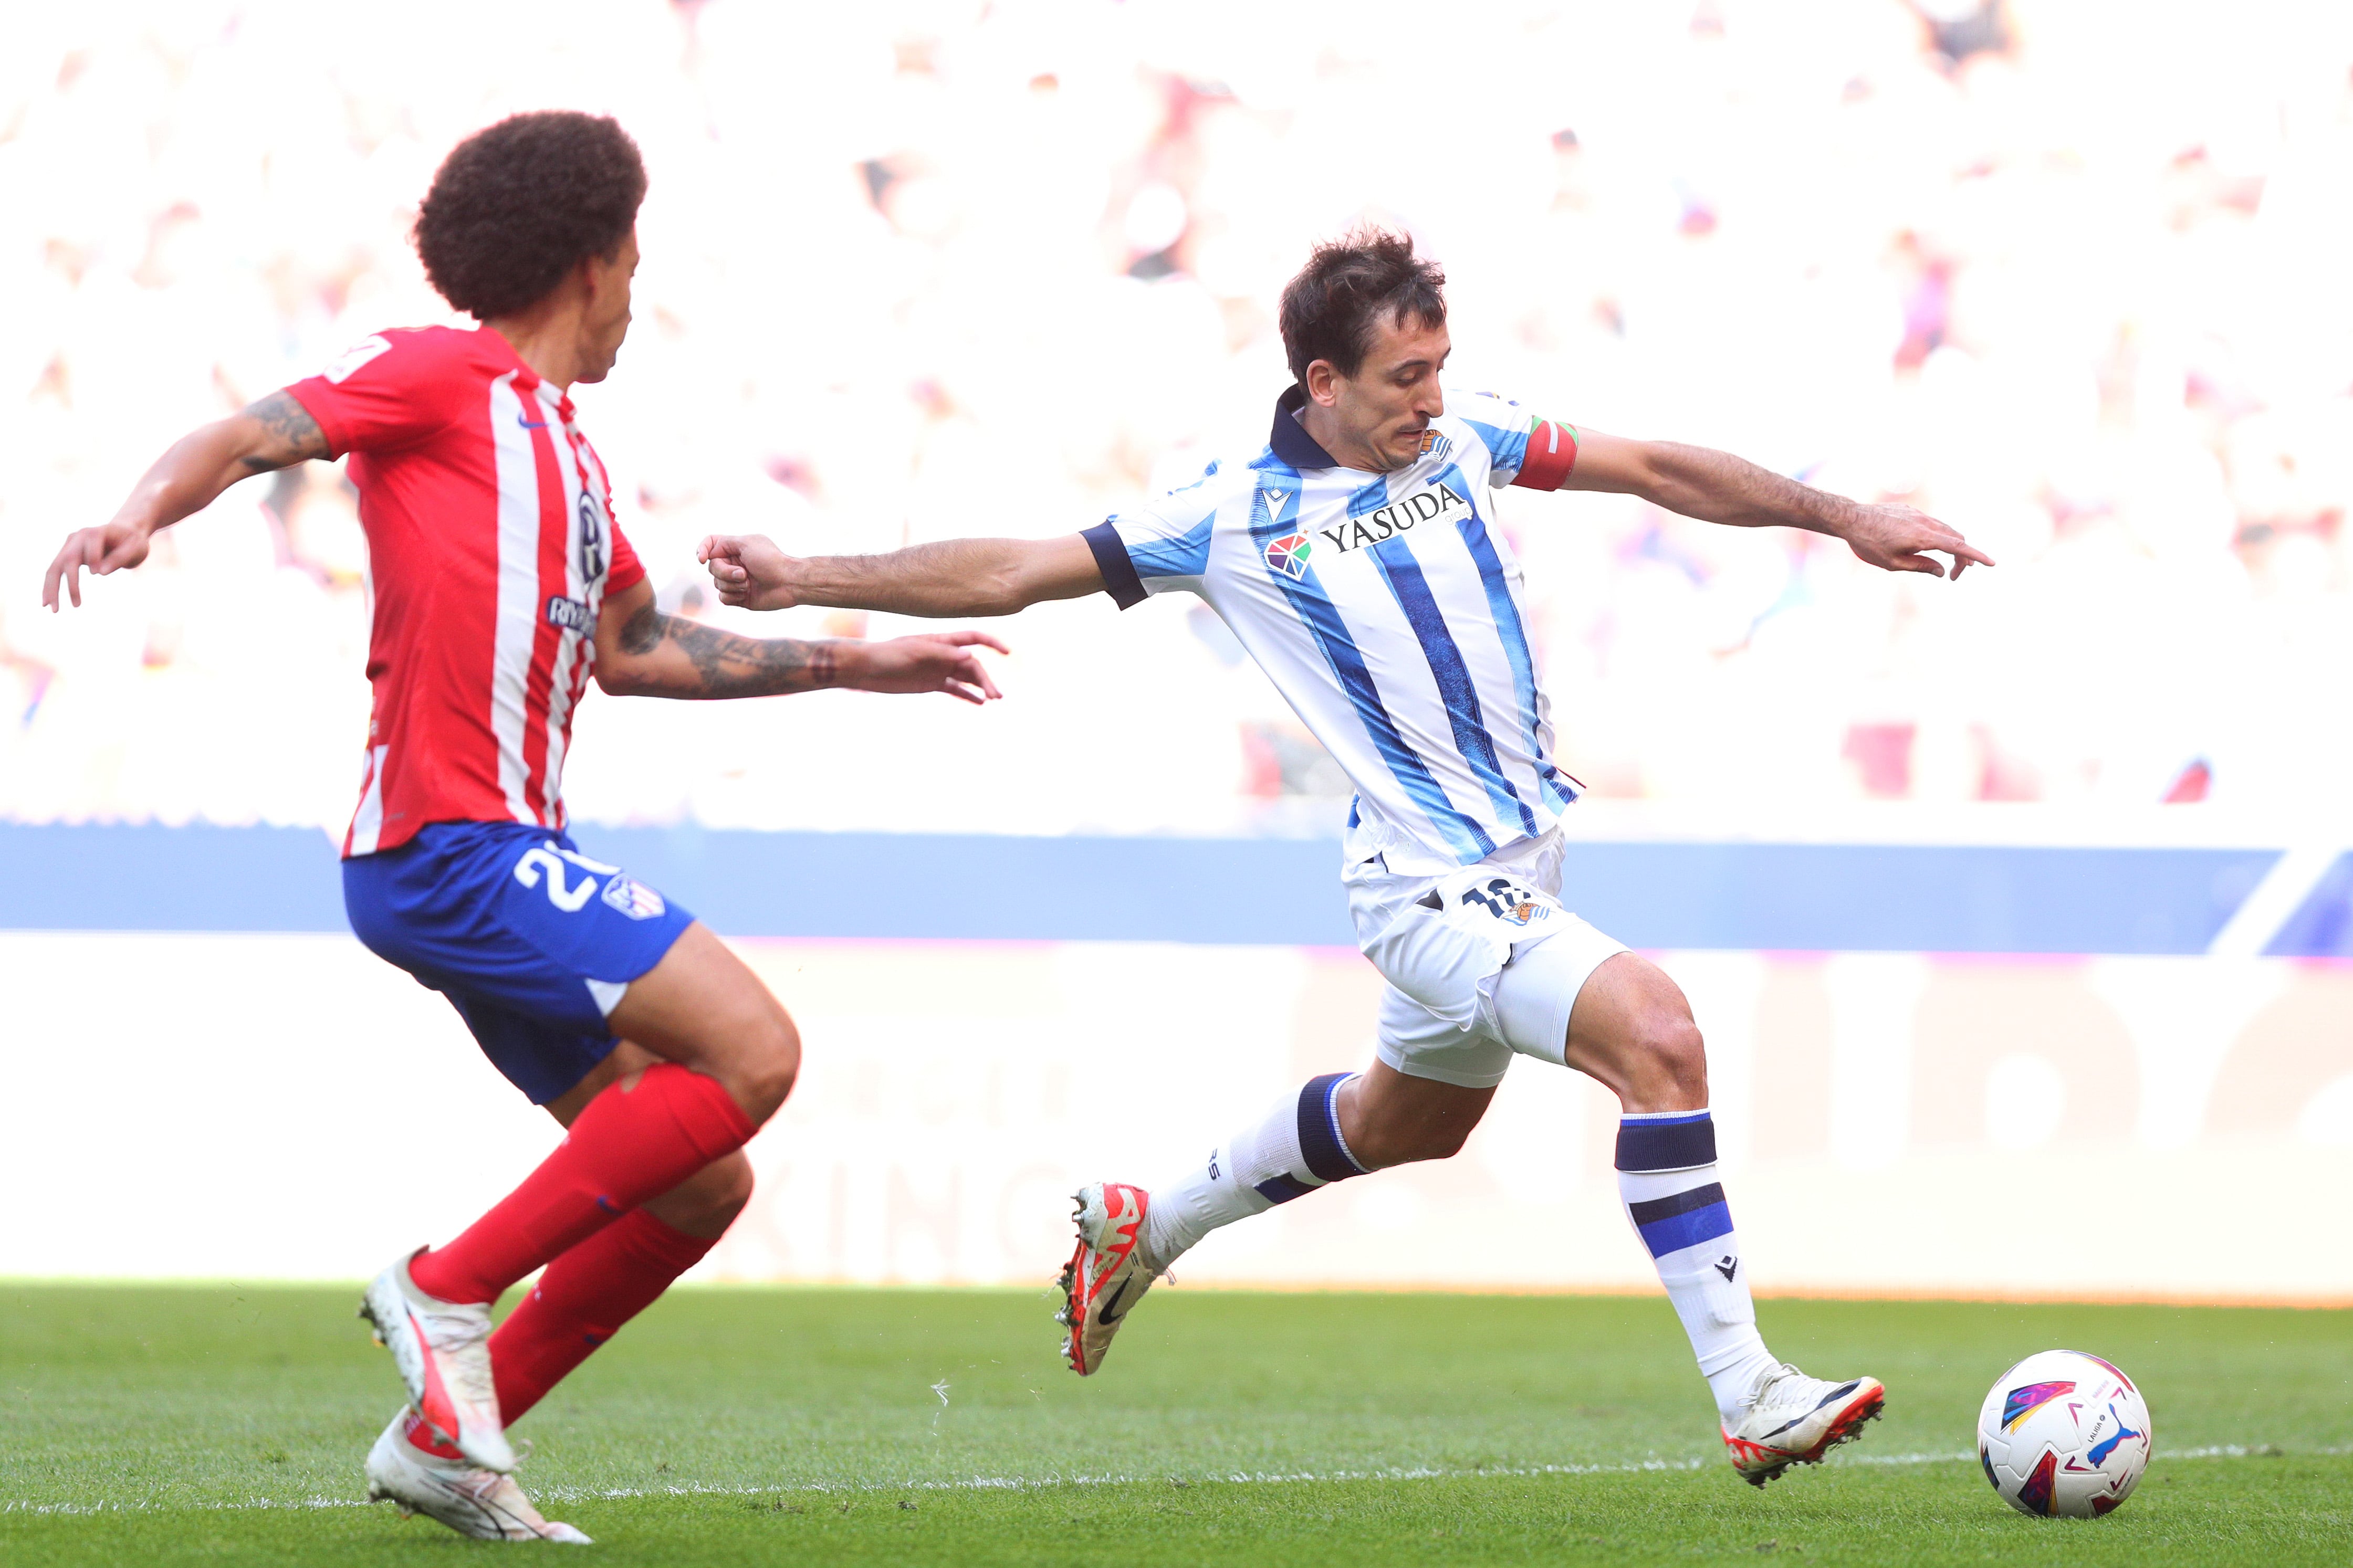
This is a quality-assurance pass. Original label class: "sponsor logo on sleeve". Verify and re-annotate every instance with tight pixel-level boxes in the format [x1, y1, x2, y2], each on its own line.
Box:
[321, 334, 393, 384]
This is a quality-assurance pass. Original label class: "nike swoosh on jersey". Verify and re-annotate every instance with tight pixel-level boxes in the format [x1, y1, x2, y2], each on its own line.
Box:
[516, 415, 551, 429]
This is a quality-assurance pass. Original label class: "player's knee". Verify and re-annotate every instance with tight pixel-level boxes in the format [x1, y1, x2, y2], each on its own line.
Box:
[1628, 1007, 1707, 1107]
[651, 1150, 755, 1237]
[698, 1151, 755, 1228]
[736, 1005, 800, 1122]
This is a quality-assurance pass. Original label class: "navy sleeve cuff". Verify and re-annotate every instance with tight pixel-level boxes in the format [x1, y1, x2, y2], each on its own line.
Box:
[1082, 520, 1146, 610]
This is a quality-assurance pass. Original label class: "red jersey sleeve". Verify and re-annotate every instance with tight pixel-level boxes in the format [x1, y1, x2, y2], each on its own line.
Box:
[283, 328, 477, 457]
[606, 519, 646, 596]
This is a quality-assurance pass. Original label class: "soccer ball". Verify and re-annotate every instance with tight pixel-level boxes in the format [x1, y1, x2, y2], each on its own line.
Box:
[1976, 1349, 2152, 1518]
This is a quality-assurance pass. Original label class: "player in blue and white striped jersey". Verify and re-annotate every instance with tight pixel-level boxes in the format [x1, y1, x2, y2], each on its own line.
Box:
[1098, 378, 1578, 878]
[700, 230, 1991, 1486]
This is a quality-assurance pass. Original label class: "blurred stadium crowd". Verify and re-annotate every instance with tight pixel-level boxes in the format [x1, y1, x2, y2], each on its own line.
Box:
[1, 0, 2349, 838]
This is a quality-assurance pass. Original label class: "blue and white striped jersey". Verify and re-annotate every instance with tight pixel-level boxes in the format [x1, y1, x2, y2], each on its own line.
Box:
[1083, 386, 1583, 876]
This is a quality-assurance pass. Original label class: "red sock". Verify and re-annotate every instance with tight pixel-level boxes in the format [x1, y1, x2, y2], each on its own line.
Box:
[487, 1207, 720, 1426]
[407, 1063, 752, 1306]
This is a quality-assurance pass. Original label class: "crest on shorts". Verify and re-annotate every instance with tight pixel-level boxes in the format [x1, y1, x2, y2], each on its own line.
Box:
[601, 873, 667, 921]
[1457, 874, 1552, 926]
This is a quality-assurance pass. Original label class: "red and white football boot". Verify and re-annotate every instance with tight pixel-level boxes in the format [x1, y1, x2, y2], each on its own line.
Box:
[360, 1248, 514, 1474]
[1721, 1363, 1886, 1486]
[365, 1408, 589, 1543]
[1055, 1182, 1156, 1376]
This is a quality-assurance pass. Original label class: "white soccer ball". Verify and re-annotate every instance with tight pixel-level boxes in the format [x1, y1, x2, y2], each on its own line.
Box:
[1976, 1349, 2153, 1518]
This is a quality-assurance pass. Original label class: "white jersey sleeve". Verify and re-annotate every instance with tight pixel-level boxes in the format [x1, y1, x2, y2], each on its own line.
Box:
[1446, 388, 1580, 491]
[1080, 464, 1227, 607]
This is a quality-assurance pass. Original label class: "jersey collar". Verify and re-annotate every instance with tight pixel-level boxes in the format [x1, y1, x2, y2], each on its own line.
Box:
[1271, 385, 1340, 470]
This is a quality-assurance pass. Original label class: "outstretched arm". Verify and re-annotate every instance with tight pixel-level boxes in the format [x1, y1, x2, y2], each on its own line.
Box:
[698, 532, 1104, 617]
[593, 578, 1006, 703]
[1564, 429, 1993, 578]
[43, 392, 330, 609]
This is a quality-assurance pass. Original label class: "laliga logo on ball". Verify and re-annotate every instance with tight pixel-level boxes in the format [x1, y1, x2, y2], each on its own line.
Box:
[1976, 1350, 2152, 1518]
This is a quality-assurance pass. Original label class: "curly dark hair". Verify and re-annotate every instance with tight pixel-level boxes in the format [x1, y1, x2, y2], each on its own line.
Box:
[414, 112, 646, 320]
[1278, 228, 1447, 385]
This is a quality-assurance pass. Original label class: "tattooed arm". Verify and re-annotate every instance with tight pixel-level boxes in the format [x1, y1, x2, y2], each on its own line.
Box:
[593, 578, 1006, 704]
[697, 532, 1103, 616]
[44, 390, 331, 609]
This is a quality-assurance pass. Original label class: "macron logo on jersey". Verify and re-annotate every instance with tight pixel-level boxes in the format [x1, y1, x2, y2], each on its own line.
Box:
[1261, 480, 1311, 578]
[1320, 479, 1469, 554]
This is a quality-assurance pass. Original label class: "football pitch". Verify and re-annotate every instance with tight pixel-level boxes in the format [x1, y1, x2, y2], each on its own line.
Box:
[3, 1284, 2346, 1565]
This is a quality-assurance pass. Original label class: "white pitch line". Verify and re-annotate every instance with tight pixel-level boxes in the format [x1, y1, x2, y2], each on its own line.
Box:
[5, 1444, 2340, 1518]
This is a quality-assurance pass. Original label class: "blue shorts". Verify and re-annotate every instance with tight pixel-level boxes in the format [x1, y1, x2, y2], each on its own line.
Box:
[344, 821, 698, 1104]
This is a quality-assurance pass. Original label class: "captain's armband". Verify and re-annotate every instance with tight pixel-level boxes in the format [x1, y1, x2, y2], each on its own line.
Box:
[1512, 418, 1578, 491]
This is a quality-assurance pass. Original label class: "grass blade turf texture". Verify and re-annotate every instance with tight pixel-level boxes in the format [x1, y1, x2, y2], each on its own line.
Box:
[3, 1283, 2346, 1564]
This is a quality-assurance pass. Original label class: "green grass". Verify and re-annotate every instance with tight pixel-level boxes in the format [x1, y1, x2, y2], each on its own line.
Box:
[3, 1283, 2347, 1564]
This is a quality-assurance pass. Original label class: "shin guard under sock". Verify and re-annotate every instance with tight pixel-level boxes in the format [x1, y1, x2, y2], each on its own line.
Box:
[488, 1207, 721, 1427]
[1615, 1110, 1779, 1423]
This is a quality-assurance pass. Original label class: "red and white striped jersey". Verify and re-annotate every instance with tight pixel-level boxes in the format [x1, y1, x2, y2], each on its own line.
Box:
[286, 326, 646, 858]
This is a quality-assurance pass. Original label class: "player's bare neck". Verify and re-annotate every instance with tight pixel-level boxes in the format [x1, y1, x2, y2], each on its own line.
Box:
[482, 307, 590, 392]
[1298, 404, 1396, 473]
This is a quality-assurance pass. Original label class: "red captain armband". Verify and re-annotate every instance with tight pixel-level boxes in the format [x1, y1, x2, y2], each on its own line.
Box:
[1513, 418, 1578, 490]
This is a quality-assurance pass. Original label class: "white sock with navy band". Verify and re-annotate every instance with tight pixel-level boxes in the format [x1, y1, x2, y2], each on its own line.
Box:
[1142, 1072, 1367, 1272]
[1616, 1109, 1779, 1423]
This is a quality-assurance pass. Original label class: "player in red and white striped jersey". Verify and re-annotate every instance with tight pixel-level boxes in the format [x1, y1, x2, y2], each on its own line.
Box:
[42, 112, 1003, 1542]
[289, 321, 655, 858]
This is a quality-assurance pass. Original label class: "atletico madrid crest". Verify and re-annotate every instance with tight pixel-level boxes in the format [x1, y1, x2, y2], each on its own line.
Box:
[601, 872, 667, 921]
[1263, 532, 1313, 581]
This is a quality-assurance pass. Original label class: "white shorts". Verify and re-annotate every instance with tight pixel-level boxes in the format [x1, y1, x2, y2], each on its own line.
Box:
[1344, 831, 1630, 1089]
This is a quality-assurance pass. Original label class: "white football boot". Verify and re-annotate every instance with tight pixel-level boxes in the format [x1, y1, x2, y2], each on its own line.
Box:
[365, 1408, 590, 1543]
[360, 1248, 515, 1473]
[1055, 1182, 1155, 1376]
[1721, 1362, 1886, 1486]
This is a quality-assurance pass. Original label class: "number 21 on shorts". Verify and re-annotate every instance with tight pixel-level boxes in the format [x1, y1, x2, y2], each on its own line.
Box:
[513, 842, 619, 912]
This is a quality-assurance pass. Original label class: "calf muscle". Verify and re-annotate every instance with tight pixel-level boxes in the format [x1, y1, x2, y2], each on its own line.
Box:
[1335, 1060, 1496, 1169]
[1563, 952, 1708, 1112]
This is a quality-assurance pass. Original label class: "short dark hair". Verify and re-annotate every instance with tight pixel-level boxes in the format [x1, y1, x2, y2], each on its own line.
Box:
[414, 112, 647, 320]
[1277, 229, 1447, 385]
